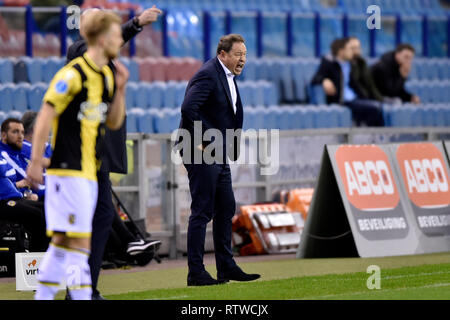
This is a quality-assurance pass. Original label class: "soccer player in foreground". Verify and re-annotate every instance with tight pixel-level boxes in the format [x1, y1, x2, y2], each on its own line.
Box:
[26, 10, 128, 300]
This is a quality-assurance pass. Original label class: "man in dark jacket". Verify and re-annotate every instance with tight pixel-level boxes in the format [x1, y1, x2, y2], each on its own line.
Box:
[177, 34, 260, 286]
[311, 38, 384, 126]
[65, 6, 162, 300]
[370, 43, 420, 104]
[348, 37, 384, 102]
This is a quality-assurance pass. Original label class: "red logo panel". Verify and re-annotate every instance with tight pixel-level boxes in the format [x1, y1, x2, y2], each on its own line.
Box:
[336, 145, 400, 211]
[396, 143, 450, 208]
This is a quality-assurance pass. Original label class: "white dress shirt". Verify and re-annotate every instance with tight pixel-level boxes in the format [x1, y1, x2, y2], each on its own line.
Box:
[218, 58, 237, 114]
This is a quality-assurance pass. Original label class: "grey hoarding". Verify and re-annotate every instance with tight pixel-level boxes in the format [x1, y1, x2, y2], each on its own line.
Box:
[389, 141, 450, 253]
[298, 144, 422, 258]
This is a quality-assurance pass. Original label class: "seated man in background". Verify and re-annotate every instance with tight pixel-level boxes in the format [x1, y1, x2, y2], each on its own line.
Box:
[370, 43, 421, 104]
[0, 118, 41, 199]
[347, 37, 384, 102]
[21, 111, 52, 200]
[0, 155, 49, 252]
[311, 37, 384, 126]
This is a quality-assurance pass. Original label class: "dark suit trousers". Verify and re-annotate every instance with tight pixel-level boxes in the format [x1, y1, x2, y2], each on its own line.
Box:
[89, 170, 115, 293]
[184, 162, 237, 276]
[345, 99, 385, 127]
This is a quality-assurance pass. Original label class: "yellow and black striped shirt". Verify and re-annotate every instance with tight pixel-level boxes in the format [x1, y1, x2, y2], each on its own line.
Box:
[43, 53, 115, 181]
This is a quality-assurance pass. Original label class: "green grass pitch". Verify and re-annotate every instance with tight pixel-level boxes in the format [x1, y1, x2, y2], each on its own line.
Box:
[1, 252, 449, 300]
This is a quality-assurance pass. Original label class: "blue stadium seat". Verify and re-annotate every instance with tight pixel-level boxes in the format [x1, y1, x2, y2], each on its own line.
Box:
[13, 59, 29, 83]
[263, 81, 279, 106]
[252, 106, 267, 129]
[237, 82, 252, 107]
[242, 107, 255, 130]
[308, 84, 326, 105]
[0, 58, 14, 84]
[433, 105, 446, 127]
[277, 107, 291, 130]
[7, 110, 23, 120]
[254, 59, 269, 81]
[0, 84, 14, 112]
[120, 58, 139, 82]
[154, 108, 181, 133]
[422, 105, 435, 126]
[126, 112, 138, 133]
[337, 105, 352, 127]
[163, 81, 177, 109]
[292, 60, 306, 102]
[175, 81, 188, 109]
[301, 106, 316, 129]
[241, 59, 257, 81]
[12, 83, 29, 112]
[148, 81, 164, 109]
[27, 83, 47, 111]
[135, 83, 149, 109]
[0, 111, 5, 125]
[23, 57, 43, 84]
[277, 59, 295, 102]
[125, 82, 138, 109]
[137, 109, 156, 133]
[42, 57, 64, 83]
[265, 106, 281, 129]
[252, 82, 265, 106]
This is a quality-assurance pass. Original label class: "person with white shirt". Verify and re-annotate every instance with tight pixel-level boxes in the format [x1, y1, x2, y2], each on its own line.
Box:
[177, 34, 260, 286]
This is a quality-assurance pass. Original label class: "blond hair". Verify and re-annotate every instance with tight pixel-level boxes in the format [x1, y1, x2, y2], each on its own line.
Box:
[80, 10, 122, 45]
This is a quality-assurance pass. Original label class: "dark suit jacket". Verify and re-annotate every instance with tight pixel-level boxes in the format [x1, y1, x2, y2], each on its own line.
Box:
[177, 57, 244, 164]
[370, 51, 413, 102]
[64, 18, 141, 174]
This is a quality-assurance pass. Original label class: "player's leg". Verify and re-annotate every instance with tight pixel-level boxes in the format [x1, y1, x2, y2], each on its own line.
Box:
[65, 236, 92, 300]
[34, 233, 70, 300]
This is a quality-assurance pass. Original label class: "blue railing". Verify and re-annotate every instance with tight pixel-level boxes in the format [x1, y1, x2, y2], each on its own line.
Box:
[14, 6, 450, 60]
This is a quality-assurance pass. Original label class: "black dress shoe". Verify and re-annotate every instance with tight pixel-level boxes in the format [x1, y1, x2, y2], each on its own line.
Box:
[187, 270, 221, 286]
[218, 266, 261, 282]
[92, 291, 107, 300]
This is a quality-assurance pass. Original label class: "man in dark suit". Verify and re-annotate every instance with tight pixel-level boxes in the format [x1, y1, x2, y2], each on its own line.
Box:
[177, 34, 260, 286]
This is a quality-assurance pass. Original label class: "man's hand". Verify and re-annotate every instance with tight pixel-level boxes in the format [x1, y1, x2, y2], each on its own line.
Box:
[197, 143, 204, 151]
[322, 78, 337, 96]
[411, 94, 421, 104]
[114, 60, 129, 91]
[26, 161, 44, 190]
[16, 179, 31, 189]
[137, 5, 163, 27]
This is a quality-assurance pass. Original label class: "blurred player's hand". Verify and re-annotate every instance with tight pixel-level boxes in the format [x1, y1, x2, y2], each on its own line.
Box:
[137, 5, 163, 27]
[114, 60, 129, 90]
[26, 161, 44, 190]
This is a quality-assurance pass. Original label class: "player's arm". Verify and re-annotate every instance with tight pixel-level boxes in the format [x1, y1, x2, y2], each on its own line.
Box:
[26, 103, 56, 188]
[106, 60, 129, 130]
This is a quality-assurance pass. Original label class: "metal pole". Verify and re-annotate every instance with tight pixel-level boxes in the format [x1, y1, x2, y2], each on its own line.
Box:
[25, 5, 33, 57]
[314, 12, 321, 57]
[60, 6, 67, 57]
[162, 10, 169, 57]
[203, 10, 211, 62]
[423, 14, 429, 57]
[257, 11, 263, 58]
[287, 12, 293, 57]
